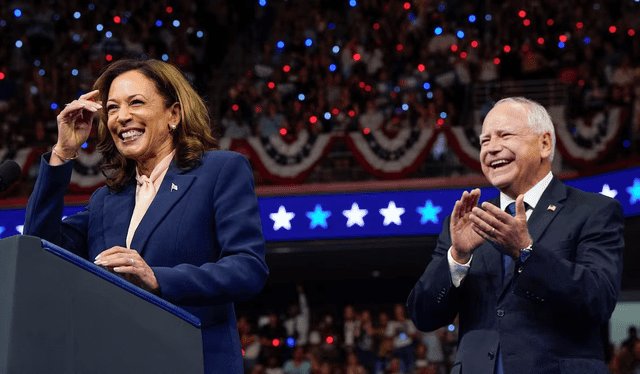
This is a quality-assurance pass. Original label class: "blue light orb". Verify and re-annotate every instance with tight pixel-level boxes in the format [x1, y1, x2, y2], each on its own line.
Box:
[448, 324, 455, 332]
[558, 41, 565, 49]
[298, 94, 306, 101]
[73, 12, 81, 19]
[427, 91, 434, 99]
[305, 38, 313, 47]
[53, 14, 60, 21]
[276, 41, 285, 49]
[593, 3, 600, 10]
[328, 23, 335, 30]
[30, 86, 38, 95]
[34, 60, 41, 67]
[349, 0, 357, 7]
[402, 104, 409, 111]
[394, 107, 403, 115]
[329, 64, 337, 72]
[196, 31, 204, 38]
[469, 15, 476, 23]
[0, 20, 6, 27]
[324, 112, 331, 120]
[162, 54, 169, 61]
[434, 27, 443, 35]
[72, 69, 79, 76]
[38, 69, 46, 76]
[51, 103, 58, 110]
[440, 112, 447, 119]
[438, 4, 445, 11]
[332, 45, 340, 53]
[624, 140, 631, 148]
[259, 0, 267, 6]
[105, 31, 112, 38]
[125, 11, 131, 17]
[457, 30, 465, 39]
[286, 337, 295, 347]
[72, 34, 81, 42]
[173, 20, 180, 27]
[583, 37, 591, 44]
[81, 142, 88, 149]
[88, 4, 95, 10]
[423, 82, 431, 90]
[13, 9, 22, 18]
[485, 14, 492, 21]
[96, 24, 104, 31]
[15, 40, 22, 48]
[394, 86, 401, 93]
[155, 20, 162, 27]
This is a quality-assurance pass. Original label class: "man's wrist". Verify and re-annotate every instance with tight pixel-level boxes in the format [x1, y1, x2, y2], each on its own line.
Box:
[517, 241, 534, 263]
[451, 246, 471, 264]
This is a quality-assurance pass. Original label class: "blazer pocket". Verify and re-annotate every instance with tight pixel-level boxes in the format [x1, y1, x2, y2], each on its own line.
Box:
[558, 358, 608, 373]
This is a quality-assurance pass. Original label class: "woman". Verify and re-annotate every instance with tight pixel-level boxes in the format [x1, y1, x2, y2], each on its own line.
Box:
[24, 59, 269, 373]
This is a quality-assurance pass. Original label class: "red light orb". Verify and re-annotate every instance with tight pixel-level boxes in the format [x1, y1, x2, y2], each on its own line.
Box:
[268, 82, 275, 89]
[373, 23, 380, 30]
[166, 6, 173, 13]
[629, 29, 636, 36]
[518, 10, 526, 18]
[437, 118, 445, 127]
[105, 54, 113, 61]
[493, 58, 501, 65]
[404, 2, 411, 10]
[578, 79, 585, 86]
[113, 16, 121, 23]
[279, 128, 287, 136]
[418, 64, 425, 72]
[255, 106, 262, 113]
[503, 45, 511, 53]
[309, 116, 318, 124]
[272, 339, 280, 347]
[609, 26, 617, 33]
[471, 40, 479, 48]
[363, 128, 370, 135]
[359, 81, 366, 89]
[547, 19, 554, 26]
[326, 336, 334, 344]
[283, 65, 291, 73]
[331, 108, 340, 115]
[348, 110, 355, 117]
[353, 54, 361, 61]
[559, 35, 567, 42]
[451, 44, 458, 52]
[365, 85, 372, 92]
[396, 44, 404, 51]
[460, 52, 467, 59]
[537, 37, 545, 45]
[576, 22, 584, 29]
[232, 104, 239, 111]
[523, 19, 530, 26]
[0, 72, 5, 80]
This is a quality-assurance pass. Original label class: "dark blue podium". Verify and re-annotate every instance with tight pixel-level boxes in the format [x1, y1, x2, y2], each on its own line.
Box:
[0, 235, 204, 373]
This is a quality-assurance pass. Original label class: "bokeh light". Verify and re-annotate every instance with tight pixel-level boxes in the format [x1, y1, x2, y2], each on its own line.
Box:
[434, 27, 443, 35]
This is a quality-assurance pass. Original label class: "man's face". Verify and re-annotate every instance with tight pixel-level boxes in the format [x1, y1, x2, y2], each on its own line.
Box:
[479, 101, 551, 198]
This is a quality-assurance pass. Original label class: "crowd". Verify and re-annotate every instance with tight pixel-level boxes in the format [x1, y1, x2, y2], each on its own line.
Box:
[1, 0, 640, 166]
[239, 286, 640, 374]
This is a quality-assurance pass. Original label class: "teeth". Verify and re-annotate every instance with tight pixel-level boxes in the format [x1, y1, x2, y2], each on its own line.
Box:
[491, 160, 510, 167]
[121, 130, 143, 140]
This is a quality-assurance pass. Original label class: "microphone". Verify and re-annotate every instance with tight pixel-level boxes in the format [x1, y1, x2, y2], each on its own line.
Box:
[0, 160, 22, 192]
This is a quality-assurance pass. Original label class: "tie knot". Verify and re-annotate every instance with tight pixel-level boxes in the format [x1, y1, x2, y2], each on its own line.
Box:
[506, 202, 516, 217]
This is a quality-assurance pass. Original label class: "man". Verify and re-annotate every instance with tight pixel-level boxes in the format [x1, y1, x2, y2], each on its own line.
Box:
[407, 97, 624, 374]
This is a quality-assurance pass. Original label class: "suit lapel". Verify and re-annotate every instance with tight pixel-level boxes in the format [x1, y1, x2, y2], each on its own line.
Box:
[103, 182, 136, 250]
[129, 165, 196, 255]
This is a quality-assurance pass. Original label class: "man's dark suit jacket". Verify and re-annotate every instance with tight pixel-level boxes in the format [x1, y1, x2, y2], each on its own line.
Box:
[408, 177, 624, 374]
[24, 150, 269, 374]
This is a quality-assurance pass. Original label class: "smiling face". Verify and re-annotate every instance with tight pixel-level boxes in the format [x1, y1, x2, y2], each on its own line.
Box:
[479, 101, 552, 198]
[106, 70, 180, 174]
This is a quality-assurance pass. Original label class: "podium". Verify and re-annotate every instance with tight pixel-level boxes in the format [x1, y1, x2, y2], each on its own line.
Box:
[0, 235, 204, 373]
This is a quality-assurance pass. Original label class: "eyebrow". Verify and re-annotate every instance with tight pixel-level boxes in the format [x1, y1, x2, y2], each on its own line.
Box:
[107, 94, 145, 103]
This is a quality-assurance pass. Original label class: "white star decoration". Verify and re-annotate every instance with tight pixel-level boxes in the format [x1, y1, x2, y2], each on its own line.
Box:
[600, 184, 618, 198]
[343, 203, 368, 227]
[379, 201, 405, 226]
[269, 206, 295, 231]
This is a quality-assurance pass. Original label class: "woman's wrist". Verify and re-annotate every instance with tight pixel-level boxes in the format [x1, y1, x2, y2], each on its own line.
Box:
[52, 144, 80, 162]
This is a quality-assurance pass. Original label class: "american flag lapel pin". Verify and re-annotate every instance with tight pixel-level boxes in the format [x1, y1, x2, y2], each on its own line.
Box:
[547, 204, 556, 211]
[171, 183, 178, 192]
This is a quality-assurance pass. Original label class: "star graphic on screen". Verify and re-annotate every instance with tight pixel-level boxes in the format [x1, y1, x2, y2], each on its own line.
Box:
[416, 200, 443, 224]
[0, 226, 5, 236]
[599, 184, 618, 199]
[343, 203, 368, 227]
[15, 225, 23, 235]
[380, 201, 405, 226]
[306, 204, 332, 229]
[627, 178, 640, 204]
[270, 206, 295, 231]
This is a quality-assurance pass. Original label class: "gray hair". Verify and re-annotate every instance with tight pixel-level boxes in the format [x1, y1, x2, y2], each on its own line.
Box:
[495, 97, 556, 161]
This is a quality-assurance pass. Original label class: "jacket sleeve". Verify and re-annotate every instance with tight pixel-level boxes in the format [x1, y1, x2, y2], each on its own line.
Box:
[512, 196, 624, 325]
[152, 154, 269, 305]
[407, 215, 461, 332]
[23, 153, 90, 258]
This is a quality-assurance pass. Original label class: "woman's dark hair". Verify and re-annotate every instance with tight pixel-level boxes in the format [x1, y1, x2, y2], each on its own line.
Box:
[92, 59, 218, 191]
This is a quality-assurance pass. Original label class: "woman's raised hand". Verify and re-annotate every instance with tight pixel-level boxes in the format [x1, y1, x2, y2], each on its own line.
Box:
[54, 90, 102, 162]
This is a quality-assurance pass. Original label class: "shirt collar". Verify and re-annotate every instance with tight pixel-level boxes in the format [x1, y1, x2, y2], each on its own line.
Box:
[499, 171, 553, 211]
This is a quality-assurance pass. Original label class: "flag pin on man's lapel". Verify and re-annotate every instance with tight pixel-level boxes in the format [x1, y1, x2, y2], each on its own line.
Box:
[547, 204, 556, 211]
[171, 183, 178, 192]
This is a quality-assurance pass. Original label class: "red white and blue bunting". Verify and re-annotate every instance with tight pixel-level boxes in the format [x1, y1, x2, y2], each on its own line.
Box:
[0, 105, 629, 191]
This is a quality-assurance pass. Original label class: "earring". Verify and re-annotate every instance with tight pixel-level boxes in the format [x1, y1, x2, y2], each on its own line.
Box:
[169, 124, 177, 133]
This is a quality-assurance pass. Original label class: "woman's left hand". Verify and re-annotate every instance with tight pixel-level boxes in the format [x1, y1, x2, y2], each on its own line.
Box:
[94, 246, 160, 295]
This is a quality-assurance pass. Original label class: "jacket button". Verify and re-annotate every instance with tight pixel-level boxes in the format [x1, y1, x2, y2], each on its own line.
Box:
[517, 266, 523, 273]
[497, 309, 505, 317]
[488, 352, 495, 360]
